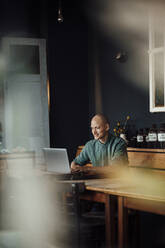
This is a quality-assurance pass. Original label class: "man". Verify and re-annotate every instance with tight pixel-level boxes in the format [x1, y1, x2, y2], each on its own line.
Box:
[71, 114, 128, 173]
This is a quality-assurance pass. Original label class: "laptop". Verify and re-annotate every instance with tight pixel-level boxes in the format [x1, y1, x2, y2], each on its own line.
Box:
[43, 148, 70, 174]
[43, 148, 99, 180]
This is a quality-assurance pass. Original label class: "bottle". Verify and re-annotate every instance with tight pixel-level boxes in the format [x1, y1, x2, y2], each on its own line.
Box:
[136, 128, 144, 148]
[127, 124, 135, 147]
[144, 128, 149, 148]
[148, 124, 158, 148]
[128, 124, 137, 147]
[131, 130, 138, 148]
[158, 123, 165, 149]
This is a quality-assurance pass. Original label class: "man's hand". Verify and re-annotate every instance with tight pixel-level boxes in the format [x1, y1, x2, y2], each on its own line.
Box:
[71, 161, 94, 173]
[71, 161, 83, 172]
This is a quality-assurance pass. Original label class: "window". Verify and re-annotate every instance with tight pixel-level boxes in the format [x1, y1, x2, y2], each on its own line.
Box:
[0, 37, 49, 163]
[149, 13, 165, 112]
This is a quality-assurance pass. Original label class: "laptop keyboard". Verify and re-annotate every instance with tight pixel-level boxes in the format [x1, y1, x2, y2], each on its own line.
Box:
[56, 171, 100, 181]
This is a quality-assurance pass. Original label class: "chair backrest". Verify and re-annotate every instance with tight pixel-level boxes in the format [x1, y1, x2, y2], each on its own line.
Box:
[76, 146, 84, 157]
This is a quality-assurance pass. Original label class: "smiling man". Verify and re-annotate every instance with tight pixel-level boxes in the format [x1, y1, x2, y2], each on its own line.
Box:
[71, 114, 128, 172]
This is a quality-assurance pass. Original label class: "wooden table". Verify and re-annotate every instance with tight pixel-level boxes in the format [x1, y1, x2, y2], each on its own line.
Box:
[83, 178, 128, 248]
[80, 178, 118, 248]
[81, 169, 165, 248]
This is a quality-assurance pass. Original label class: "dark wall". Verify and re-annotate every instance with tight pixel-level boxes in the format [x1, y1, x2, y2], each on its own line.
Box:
[47, 0, 90, 161]
[0, 0, 41, 37]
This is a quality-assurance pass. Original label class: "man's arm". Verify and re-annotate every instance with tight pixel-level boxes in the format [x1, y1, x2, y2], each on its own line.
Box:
[112, 139, 128, 165]
[71, 144, 90, 172]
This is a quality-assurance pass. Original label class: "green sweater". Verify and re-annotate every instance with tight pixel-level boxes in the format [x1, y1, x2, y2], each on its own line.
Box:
[74, 133, 128, 167]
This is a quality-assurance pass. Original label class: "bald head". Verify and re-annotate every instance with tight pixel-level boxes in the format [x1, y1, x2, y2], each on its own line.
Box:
[91, 114, 109, 125]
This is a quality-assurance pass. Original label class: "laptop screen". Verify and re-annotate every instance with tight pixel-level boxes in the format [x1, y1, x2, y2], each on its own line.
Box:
[43, 148, 71, 174]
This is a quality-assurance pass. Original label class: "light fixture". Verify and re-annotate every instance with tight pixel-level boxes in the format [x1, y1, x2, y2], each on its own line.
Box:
[57, 0, 64, 23]
[115, 52, 128, 63]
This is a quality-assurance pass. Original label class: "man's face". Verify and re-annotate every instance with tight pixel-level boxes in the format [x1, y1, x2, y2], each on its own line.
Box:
[91, 116, 109, 141]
